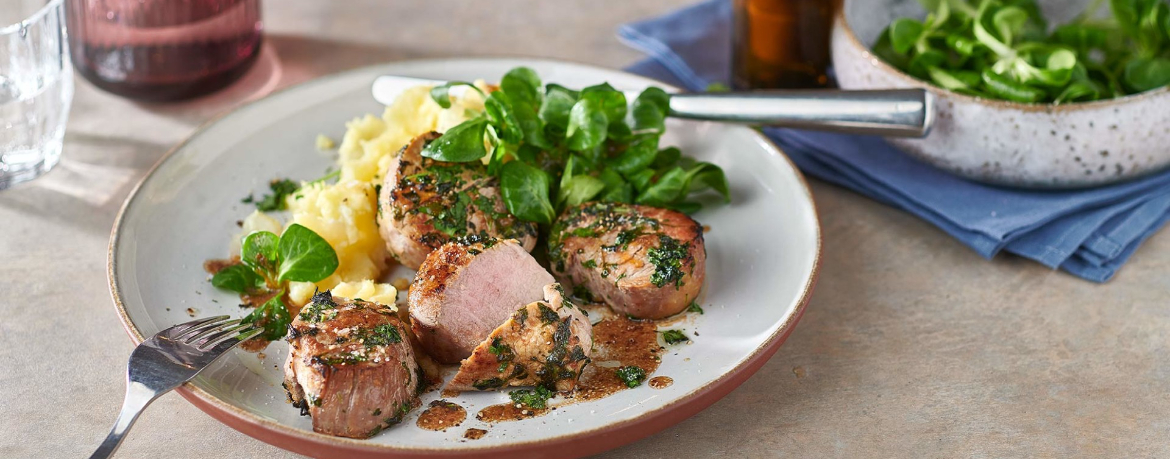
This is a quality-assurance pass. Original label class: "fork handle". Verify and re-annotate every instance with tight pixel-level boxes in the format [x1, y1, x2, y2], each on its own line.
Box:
[90, 381, 159, 459]
[667, 89, 935, 137]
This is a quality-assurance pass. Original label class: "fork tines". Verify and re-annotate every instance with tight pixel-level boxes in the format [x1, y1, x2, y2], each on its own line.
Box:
[167, 315, 259, 350]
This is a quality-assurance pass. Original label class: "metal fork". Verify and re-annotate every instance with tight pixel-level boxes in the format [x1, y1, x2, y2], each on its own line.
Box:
[89, 316, 263, 459]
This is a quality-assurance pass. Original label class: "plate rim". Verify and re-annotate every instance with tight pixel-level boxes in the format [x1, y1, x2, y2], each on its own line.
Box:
[106, 57, 822, 458]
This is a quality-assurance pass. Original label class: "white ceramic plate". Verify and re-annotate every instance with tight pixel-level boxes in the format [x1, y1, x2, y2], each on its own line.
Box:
[108, 58, 821, 458]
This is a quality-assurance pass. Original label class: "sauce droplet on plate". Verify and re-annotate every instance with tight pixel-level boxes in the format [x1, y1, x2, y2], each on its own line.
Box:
[574, 318, 663, 401]
[463, 428, 487, 440]
[476, 403, 547, 423]
[648, 376, 673, 389]
[416, 400, 466, 431]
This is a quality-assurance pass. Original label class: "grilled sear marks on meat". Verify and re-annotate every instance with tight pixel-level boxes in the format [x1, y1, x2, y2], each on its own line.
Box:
[447, 283, 593, 393]
[378, 132, 538, 269]
[409, 239, 555, 364]
[283, 291, 422, 438]
[548, 202, 706, 319]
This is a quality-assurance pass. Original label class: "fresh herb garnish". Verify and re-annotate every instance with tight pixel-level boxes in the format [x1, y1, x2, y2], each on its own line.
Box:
[314, 352, 369, 366]
[873, 0, 1170, 103]
[687, 300, 704, 314]
[210, 224, 340, 341]
[615, 366, 647, 388]
[473, 378, 505, 390]
[647, 234, 690, 288]
[661, 329, 690, 345]
[299, 291, 338, 323]
[572, 284, 597, 302]
[488, 337, 513, 357]
[537, 303, 560, 324]
[243, 294, 292, 340]
[303, 169, 340, 189]
[488, 336, 516, 372]
[509, 386, 554, 409]
[250, 178, 299, 212]
[358, 323, 403, 347]
[422, 67, 730, 222]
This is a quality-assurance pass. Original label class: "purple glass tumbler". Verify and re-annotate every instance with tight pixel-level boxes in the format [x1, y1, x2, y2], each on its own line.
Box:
[66, 0, 263, 101]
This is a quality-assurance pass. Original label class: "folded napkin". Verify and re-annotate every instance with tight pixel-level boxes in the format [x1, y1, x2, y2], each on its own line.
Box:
[618, 0, 1170, 282]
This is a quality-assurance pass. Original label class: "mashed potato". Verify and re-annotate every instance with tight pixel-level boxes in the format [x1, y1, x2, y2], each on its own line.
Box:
[290, 279, 398, 309]
[337, 83, 488, 184]
[315, 134, 335, 150]
[229, 210, 283, 257]
[236, 83, 490, 307]
[285, 179, 388, 305]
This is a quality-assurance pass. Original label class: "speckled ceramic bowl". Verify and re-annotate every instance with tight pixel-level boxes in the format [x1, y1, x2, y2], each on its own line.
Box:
[832, 0, 1170, 189]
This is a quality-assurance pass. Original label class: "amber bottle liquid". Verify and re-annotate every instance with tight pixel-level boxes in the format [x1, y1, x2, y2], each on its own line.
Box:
[732, 0, 837, 89]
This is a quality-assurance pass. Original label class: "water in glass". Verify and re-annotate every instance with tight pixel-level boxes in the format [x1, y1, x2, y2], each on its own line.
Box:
[0, 0, 73, 189]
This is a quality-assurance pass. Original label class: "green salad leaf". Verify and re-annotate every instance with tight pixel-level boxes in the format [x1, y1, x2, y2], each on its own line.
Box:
[241, 231, 279, 275]
[873, 0, 1170, 103]
[421, 117, 490, 162]
[428, 81, 484, 109]
[540, 84, 579, 129]
[420, 67, 731, 223]
[500, 160, 556, 225]
[1124, 57, 1170, 91]
[558, 156, 607, 208]
[889, 18, 926, 54]
[565, 97, 608, 151]
[210, 224, 339, 342]
[242, 294, 292, 341]
[211, 264, 265, 294]
[501, 67, 542, 106]
[277, 223, 340, 283]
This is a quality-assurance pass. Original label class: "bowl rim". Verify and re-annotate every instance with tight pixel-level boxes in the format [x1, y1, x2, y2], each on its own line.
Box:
[105, 57, 824, 458]
[832, 3, 1170, 113]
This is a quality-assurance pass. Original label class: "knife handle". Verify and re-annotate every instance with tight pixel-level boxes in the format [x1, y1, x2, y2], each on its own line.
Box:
[667, 89, 935, 138]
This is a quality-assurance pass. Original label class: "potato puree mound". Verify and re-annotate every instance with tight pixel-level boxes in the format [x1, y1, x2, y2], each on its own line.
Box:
[329, 279, 397, 305]
[244, 83, 489, 307]
[231, 210, 283, 257]
[285, 180, 388, 305]
[338, 83, 487, 184]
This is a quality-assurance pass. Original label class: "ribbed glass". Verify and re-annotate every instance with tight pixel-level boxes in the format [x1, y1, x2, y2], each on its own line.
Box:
[66, 0, 263, 101]
[1, 0, 73, 188]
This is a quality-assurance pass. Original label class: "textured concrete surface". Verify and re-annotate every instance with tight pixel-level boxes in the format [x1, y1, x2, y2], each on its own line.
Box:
[2, 1, 1169, 457]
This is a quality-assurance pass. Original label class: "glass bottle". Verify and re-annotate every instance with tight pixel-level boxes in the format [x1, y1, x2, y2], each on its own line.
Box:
[732, 0, 836, 89]
[66, 0, 263, 102]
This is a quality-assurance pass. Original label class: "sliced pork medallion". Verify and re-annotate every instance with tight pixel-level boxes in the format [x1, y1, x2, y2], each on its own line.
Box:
[409, 239, 554, 364]
[283, 291, 422, 438]
[448, 283, 593, 393]
[378, 132, 538, 269]
[548, 202, 706, 319]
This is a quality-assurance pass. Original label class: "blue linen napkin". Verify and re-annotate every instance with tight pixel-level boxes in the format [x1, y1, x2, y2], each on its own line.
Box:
[618, 0, 1170, 282]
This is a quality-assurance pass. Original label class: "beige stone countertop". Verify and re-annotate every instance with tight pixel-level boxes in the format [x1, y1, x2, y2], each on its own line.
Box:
[3, 0, 1169, 457]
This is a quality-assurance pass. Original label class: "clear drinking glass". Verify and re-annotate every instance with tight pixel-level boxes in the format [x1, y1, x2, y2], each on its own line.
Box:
[0, 0, 72, 189]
